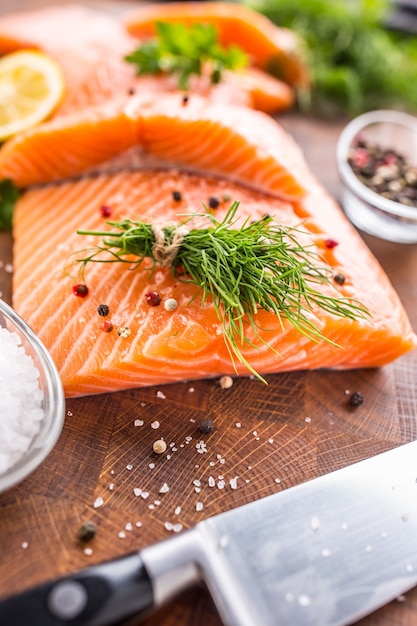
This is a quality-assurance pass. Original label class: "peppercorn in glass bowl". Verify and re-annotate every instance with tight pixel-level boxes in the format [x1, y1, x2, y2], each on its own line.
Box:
[0, 298, 65, 493]
[337, 109, 417, 243]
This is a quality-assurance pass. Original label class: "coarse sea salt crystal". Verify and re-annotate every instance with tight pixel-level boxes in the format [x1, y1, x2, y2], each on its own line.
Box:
[0, 326, 45, 475]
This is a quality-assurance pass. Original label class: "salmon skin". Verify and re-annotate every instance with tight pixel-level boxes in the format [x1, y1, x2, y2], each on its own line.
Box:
[12, 167, 416, 398]
[0, 4, 295, 116]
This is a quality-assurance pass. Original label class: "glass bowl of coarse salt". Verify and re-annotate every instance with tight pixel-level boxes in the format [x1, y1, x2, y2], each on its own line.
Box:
[0, 298, 65, 493]
[337, 109, 417, 243]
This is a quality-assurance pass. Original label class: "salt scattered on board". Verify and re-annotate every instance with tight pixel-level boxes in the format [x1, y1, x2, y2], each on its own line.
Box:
[0, 325, 44, 475]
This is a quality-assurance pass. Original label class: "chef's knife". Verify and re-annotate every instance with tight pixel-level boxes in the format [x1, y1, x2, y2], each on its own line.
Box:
[1, 440, 417, 626]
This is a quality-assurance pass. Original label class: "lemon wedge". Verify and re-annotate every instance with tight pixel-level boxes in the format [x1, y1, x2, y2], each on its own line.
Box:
[0, 50, 65, 141]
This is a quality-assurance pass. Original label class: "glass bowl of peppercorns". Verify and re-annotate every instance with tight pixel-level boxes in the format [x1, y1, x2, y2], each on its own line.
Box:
[337, 109, 417, 243]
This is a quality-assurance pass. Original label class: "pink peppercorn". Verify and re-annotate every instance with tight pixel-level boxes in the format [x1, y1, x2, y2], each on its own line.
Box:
[324, 239, 339, 250]
[352, 147, 370, 169]
[100, 320, 113, 333]
[72, 284, 89, 298]
[382, 153, 398, 166]
[145, 291, 161, 306]
[100, 205, 112, 218]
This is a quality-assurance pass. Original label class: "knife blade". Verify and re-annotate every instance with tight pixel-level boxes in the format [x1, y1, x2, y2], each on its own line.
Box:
[0, 440, 416, 626]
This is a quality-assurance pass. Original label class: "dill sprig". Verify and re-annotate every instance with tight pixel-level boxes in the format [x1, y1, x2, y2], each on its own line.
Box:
[125, 21, 248, 90]
[76, 202, 369, 382]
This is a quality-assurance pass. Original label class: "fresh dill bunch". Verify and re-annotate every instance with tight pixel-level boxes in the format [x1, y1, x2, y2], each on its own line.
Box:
[245, 0, 417, 117]
[76, 202, 369, 382]
[125, 21, 248, 90]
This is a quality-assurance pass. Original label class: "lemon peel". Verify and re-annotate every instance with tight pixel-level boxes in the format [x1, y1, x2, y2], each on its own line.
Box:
[0, 50, 65, 141]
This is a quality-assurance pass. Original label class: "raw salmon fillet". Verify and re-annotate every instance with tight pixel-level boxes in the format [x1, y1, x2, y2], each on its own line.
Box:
[6, 68, 415, 397]
[12, 165, 416, 398]
[0, 4, 294, 116]
[0, 93, 306, 199]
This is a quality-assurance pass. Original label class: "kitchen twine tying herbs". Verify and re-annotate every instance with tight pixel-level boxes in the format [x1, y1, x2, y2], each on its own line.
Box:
[73, 202, 370, 382]
[152, 222, 190, 266]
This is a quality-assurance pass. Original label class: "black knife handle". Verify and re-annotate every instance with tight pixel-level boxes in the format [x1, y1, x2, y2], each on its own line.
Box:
[0, 552, 154, 626]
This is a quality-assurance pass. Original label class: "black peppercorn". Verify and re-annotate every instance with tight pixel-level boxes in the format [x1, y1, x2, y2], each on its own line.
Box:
[208, 196, 220, 209]
[172, 190, 182, 202]
[182, 94, 189, 106]
[77, 521, 97, 542]
[333, 273, 346, 286]
[97, 304, 110, 317]
[199, 419, 215, 434]
[348, 391, 364, 407]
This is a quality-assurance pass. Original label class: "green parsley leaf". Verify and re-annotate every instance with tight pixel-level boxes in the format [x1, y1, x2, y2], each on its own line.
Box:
[125, 21, 248, 90]
[0, 179, 20, 231]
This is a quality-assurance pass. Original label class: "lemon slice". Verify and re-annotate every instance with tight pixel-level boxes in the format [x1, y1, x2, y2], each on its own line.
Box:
[0, 50, 65, 141]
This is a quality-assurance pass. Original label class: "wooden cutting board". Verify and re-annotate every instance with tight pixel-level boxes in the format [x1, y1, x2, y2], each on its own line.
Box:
[0, 3, 417, 625]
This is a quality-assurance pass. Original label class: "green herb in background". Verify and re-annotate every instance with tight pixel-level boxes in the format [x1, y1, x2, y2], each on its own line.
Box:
[125, 21, 248, 91]
[244, 0, 417, 117]
[0, 179, 19, 231]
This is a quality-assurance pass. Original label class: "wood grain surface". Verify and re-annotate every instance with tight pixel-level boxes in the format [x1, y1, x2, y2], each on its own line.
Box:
[1, 2, 417, 625]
